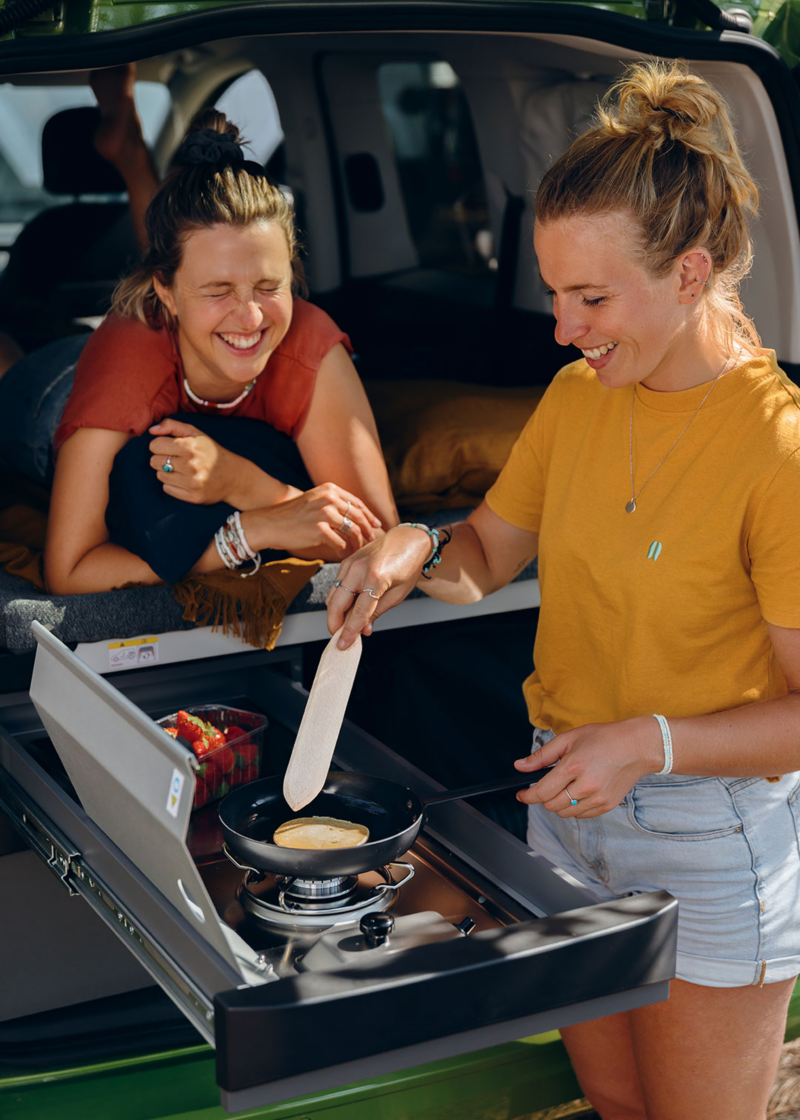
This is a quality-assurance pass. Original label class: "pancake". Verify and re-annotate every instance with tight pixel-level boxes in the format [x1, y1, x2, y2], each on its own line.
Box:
[273, 816, 370, 850]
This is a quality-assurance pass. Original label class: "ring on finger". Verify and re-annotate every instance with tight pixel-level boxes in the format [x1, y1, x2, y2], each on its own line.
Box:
[333, 580, 359, 596]
[344, 500, 352, 517]
[162, 456, 174, 474]
[360, 587, 381, 600]
[565, 786, 579, 807]
[339, 516, 353, 534]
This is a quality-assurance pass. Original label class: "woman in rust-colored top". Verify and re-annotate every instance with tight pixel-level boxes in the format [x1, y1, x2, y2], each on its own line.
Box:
[44, 111, 397, 593]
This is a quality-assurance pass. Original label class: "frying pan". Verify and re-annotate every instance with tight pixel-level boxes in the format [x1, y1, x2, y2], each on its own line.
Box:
[218, 768, 552, 878]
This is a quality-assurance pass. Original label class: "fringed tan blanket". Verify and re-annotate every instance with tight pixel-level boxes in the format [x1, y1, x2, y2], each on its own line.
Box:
[0, 505, 322, 650]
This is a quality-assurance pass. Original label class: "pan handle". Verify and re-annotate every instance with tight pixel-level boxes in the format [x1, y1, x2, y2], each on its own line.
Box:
[222, 842, 262, 877]
[422, 767, 554, 808]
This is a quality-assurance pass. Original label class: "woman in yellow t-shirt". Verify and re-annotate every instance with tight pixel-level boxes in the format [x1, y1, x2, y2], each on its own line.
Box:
[327, 61, 800, 1120]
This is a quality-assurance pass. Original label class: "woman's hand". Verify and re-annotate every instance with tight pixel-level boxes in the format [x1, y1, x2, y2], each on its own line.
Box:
[149, 418, 245, 505]
[252, 483, 381, 556]
[514, 717, 663, 818]
[326, 527, 432, 647]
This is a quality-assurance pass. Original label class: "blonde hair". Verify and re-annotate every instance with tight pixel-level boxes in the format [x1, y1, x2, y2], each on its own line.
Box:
[535, 60, 761, 356]
[113, 109, 305, 327]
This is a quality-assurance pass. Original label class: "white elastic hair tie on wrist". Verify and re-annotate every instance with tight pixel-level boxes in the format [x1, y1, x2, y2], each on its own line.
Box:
[652, 713, 674, 775]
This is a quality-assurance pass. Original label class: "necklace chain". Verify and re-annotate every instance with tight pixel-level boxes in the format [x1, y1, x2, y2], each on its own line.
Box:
[183, 376, 257, 411]
[626, 358, 733, 513]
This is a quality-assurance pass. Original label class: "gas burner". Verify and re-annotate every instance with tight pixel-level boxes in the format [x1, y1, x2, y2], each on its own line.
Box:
[236, 862, 415, 932]
[279, 875, 359, 907]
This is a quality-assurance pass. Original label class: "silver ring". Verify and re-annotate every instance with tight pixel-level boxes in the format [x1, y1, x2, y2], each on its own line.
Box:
[344, 500, 352, 516]
[360, 587, 381, 600]
[569, 798, 578, 807]
[339, 516, 353, 534]
[162, 456, 174, 474]
[333, 581, 358, 596]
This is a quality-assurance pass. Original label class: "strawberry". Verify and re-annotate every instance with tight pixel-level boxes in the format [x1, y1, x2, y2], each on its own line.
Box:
[197, 758, 220, 791]
[214, 746, 237, 775]
[204, 725, 226, 751]
[224, 725, 247, 743]
[176, 710, 208, 745]
[216, 779, 231, 800]
[193, 778, 211, 809]
[163, 726, 179, 739]
[235, 741, 258, 765]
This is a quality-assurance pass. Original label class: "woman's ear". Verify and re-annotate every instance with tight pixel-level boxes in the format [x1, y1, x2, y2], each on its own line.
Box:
[677, 249, 712, 305]
[153, 274, 177, 318]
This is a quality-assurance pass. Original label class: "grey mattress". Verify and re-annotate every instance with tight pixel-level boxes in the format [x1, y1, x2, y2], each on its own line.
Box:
[0, 512, 538, 653]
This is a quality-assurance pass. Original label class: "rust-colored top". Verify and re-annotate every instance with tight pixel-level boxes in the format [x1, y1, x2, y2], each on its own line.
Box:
[55, 298, 351, 453]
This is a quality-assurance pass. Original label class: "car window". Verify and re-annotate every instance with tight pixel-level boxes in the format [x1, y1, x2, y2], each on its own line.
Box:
[214, 70, 283, 166]
[0, 81, 171, 262]
[377, 61, 496, 276]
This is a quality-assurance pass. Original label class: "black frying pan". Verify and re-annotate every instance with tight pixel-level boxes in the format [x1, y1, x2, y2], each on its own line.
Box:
[218, 768, 551, 878]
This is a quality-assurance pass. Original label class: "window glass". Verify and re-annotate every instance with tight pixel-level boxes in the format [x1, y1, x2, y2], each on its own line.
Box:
[214, 70, 284, 167]
[0, 81, 171, 254]
[377, 61, 495, 275]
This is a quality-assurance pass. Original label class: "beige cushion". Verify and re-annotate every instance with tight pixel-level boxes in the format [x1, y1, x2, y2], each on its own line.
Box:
[366, 379, 545, 513]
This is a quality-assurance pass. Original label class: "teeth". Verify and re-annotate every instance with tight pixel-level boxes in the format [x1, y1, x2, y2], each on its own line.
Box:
[220, 332, 262, 350]
[583, 341, 618, 359]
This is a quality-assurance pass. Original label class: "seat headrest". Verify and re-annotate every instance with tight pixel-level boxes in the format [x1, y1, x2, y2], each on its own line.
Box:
[42, 107, 127, 196]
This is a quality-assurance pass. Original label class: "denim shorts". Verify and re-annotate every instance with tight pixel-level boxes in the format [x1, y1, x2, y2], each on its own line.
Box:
[527, 728, 800, 987]
[0, 333, 89, 485]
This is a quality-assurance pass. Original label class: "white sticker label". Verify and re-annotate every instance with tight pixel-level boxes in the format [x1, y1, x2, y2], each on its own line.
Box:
[108, 636, 159, 671]
[166, 767, 184, 818]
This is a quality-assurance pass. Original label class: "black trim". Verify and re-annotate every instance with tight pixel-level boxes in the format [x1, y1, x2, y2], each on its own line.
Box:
[215, 891, 677, 1093]
[0, 3, 785, 74]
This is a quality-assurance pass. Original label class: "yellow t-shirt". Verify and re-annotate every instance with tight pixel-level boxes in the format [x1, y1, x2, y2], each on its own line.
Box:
[485, 352, 800, 733]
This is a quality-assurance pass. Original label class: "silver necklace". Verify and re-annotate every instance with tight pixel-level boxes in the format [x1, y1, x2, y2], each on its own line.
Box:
[626, 358, 733, 513]
[183, 376, 257, 410]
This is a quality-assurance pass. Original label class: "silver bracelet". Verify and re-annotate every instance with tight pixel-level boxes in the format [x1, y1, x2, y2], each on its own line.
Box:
[214, 526, 241, 569]
[652, 713, 674, 775]
[227, 512, 261, 578]
[394, 521, 439, 567]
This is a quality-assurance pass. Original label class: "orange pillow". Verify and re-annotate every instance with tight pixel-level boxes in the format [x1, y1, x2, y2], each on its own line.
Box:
[365, 380, 546, 513]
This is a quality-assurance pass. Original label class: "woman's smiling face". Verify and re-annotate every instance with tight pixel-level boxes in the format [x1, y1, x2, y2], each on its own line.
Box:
[154, 220, 294, 400]
[534, 210, 703, 392]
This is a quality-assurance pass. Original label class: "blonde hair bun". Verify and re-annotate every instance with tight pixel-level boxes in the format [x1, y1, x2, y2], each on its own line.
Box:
[535, 59, 761, 356]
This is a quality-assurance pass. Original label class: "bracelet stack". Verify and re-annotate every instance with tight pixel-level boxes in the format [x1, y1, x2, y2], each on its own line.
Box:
[652, 713, 674, 775]
[395, 522, 452, 578]
[214, 512, 262, 578]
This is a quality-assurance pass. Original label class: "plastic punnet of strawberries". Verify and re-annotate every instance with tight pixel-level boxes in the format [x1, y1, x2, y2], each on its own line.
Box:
[163, 710, 259, 808]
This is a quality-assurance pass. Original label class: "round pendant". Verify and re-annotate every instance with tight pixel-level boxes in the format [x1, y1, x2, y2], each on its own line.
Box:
[625, 500, 637, 513]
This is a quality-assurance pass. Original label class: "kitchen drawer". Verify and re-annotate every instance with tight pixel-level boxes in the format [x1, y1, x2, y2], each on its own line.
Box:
[0, 623, 677, 1113]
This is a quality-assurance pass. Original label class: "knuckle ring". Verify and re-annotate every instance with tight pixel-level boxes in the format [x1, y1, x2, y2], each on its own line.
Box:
[360, 587, 381, 600]
[339, 516, 353, 534]
[162, 456, 174, 474]
[344, 500, 352, 516]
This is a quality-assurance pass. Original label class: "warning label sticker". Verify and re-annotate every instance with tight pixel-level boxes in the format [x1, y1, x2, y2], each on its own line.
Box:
[108, 636, 159, 670]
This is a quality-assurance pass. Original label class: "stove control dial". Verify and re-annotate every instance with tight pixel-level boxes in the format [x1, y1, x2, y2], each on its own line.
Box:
[360, 912, 394, 947]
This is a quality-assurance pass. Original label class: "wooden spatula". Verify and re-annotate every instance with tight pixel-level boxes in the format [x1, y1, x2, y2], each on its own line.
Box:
[283, 626, 363, 811]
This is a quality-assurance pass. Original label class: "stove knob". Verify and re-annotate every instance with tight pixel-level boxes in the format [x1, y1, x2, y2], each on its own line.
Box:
[360, 912, 394, 947]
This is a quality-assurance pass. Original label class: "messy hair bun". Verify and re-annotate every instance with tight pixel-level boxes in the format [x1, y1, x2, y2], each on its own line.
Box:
[535, 60, 760, 355]
[113, 109, 306, 327]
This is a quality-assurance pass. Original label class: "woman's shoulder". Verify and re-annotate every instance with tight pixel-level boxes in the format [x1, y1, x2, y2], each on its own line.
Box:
[83, 310, 173, 355]
[276, 299, 353, 369]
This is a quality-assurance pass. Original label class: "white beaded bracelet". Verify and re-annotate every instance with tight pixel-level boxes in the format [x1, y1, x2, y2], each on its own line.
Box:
[652, 713, 674, 775]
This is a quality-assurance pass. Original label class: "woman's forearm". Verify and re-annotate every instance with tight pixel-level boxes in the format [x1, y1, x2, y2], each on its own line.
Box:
[412, 522, 497, 604]
[223, 456, 299, 511]
[632, 694, 800, 778]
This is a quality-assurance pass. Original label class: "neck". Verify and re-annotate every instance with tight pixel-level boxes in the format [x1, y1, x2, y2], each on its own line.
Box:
[641, 332, 730, 393]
